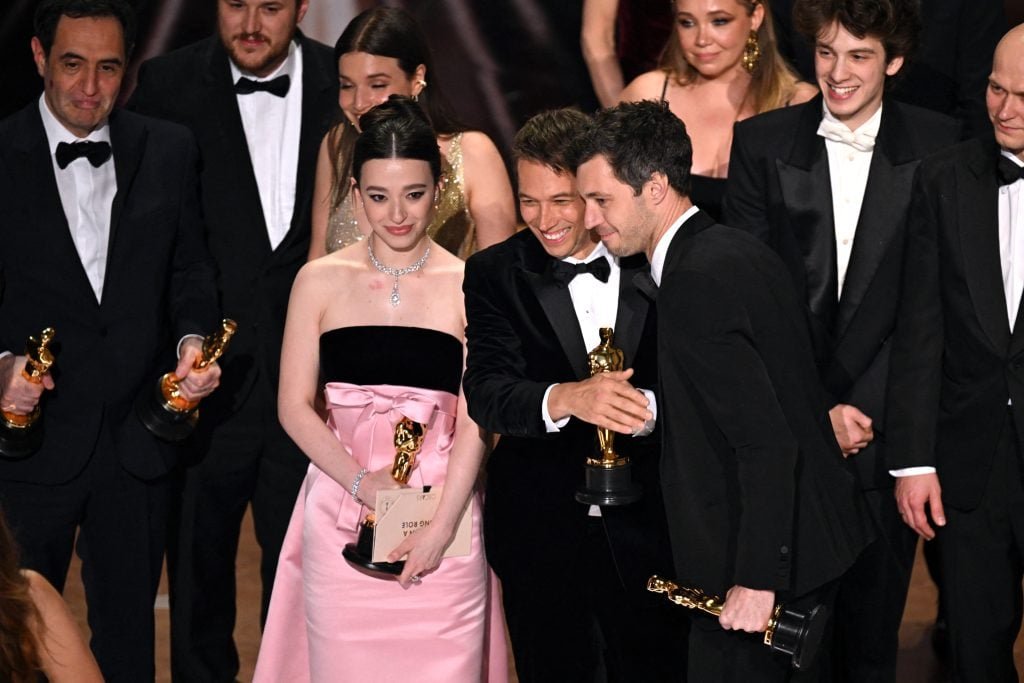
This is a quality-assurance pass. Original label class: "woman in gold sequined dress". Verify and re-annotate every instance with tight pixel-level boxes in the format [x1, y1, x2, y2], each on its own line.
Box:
[309, 7, 516, 261]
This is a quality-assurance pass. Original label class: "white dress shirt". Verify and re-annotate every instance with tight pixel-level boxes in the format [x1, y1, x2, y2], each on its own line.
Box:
[820, 103, 882, 298]
[39, 95, 116, 302]
[229, 40, 303, 250]
[650, 205, 700, 286]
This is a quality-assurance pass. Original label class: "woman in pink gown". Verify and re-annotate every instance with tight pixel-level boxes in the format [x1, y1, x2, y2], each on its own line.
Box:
[254, 96, 507, 682]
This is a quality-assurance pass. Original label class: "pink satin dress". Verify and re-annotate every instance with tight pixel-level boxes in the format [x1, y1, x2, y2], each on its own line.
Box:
[254, 326, 507, 682]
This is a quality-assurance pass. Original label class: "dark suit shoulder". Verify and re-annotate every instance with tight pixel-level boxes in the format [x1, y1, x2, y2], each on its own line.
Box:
[886, 100, 961, 153]
[734, 99, 814, 138]
[466, 229, 537, 273]
[111, 107, 195, 142]
[135, 34, 220, 79]
[669, 223, 791, 294]
[918, 137, 993, 179]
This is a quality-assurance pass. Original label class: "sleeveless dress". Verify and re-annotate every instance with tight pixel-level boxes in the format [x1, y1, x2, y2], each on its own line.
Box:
[253, 326, 507, 682]
[660, 74, 726, 222]
[325, 132, 477, 260]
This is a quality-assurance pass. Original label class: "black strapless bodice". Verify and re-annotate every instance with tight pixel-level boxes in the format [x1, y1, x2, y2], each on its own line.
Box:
[691, 175, 726, 223]
[319, 326, 462, 395]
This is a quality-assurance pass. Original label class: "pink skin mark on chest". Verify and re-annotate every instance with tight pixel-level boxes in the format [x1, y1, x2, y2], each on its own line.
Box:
[369, 280, 385, 290]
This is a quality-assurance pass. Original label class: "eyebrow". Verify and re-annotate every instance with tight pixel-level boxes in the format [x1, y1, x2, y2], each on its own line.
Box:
[340, 72, 393, 80]
[363, 183, 429, 192]
[58, 51, 124, 66]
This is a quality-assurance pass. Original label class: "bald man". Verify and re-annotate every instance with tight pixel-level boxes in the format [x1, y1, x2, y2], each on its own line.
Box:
[887, 24, 1024, 682]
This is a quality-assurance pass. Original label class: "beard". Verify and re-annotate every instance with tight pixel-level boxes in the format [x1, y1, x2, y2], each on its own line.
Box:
[224, 31, 292, 77]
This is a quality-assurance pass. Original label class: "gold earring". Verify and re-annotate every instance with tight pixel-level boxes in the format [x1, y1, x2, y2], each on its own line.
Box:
[741, 30, 761, 73]
[413, 79, 427, 102]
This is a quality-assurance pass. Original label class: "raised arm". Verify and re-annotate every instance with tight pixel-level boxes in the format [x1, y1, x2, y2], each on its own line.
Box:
[459, 131, 516, 252]
[581, 0, 624, 107]
[308, 133, 335, 261]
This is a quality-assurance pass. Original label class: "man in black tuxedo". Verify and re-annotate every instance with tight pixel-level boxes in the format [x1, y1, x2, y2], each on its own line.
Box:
[0, 1, 220, 679]
[721, 1, 960, 678]
[572, 100, 870, 681]
[463, 109, 686, 682]
[127, 1, 337, 679]
[889, 25, 1024, 683]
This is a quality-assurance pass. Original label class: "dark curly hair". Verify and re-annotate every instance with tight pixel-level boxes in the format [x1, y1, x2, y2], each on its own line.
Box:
[0, 509, 41, 683]
[793, 0, 921, 61]
[568, 100, 692, 198]
[34, 0, 136, 57]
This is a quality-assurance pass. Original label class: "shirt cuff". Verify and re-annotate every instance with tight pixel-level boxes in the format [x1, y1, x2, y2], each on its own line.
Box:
[542, 384, 570, 433]
[889, 466, 937, 477]
[177, 334, 204, 359]
[633, 388, 657, 437]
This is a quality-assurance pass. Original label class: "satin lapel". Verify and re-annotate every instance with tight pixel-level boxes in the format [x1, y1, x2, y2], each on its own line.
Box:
[13, 109, 98, 308]
[520, 242, 590, 380]
[205, 42, 271, 251]
[834, 107, 918, 338]
[776, 102, 837, 330]
[106, 111, 146, 286]
[959, 143, 1009, 353]
[613, 255, 651, 367]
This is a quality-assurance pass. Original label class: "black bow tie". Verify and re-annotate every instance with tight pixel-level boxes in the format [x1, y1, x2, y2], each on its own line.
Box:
[998, 155, 1024, 186]
[234, 75, 290, 97]
[633, 270, 658, 301]
[55, 140, 111, 169]
[551, 256, 611, 285]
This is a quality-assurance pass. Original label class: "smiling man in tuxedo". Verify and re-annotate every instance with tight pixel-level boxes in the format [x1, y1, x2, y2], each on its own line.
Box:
[463, 108, 685, 682]
[127, 1, 338, 679]
[0, 0, 220, 679]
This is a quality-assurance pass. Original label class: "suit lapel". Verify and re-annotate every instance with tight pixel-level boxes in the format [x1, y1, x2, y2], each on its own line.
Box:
[614, 254, 651, 367]
[776, 99, 838, 332]
[834, 103, 919, 338]
[106, 111, 146, 288]
[960, 142, 1009, 353]
[519, 239, 590, 380]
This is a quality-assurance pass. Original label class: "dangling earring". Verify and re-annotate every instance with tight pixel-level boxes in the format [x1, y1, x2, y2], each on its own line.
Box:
[741, 30, 761, 73]
[413, 79, 427, 102]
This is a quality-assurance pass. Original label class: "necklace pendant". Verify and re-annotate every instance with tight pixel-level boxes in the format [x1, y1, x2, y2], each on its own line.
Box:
[390, 279, 401, 307]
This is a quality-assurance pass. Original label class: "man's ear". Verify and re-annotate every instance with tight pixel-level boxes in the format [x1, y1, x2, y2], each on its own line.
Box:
[646, 172, 669, 204]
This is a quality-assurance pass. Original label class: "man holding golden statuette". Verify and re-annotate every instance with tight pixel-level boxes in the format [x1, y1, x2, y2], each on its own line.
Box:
[647, 576, 828, 670]
[343, 417, 427, 576]
[0, 328, 56, 458]
[575, 326, 642, 505]
[137, 319, 236, 442]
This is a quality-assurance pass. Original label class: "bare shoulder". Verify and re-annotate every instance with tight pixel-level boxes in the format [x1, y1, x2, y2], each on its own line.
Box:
[23, 570, 103, 683]
[620, 70, 668, 103]
[429, 243, 467, 278]
[24, 569, 62, 612]
[789, 81, 819, 106]
[457, 131, 503, 166]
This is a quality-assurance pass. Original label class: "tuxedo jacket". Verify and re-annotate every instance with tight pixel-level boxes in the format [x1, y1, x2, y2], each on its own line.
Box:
[463, 229, 673, 593]
[657, 211, 870, 599]
[887, 139, 1024, 511]
[723, 96, 960, 489]
[0, 103, 219, 484]
[128, 33, 338, 418]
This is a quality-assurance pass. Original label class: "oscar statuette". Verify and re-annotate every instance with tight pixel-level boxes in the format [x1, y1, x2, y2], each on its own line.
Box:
[136, 319, 236, 442]
[575, 327, 642, 505]
[343, 417, 427, 576]
[0, 328, 56, 458]
[647, 576, 828, 670]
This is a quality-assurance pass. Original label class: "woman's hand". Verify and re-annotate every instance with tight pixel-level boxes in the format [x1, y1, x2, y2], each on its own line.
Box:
[388, 520, 457, 589]
[354, 466, 404, 510]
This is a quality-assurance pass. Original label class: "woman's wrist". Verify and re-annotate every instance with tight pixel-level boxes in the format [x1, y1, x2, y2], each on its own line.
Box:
[349, 467, 370, 505]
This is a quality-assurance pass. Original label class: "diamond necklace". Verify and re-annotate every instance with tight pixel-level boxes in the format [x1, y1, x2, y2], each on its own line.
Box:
[367, 235, 431, 307]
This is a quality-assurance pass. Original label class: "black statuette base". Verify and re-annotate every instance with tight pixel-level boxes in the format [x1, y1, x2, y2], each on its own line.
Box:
[342, 521, 405, 577]
[0, 424, 43, 459]
[136, 381, 198, 442]
[575, 462, 642, 506]
[772, 604, 828, 670]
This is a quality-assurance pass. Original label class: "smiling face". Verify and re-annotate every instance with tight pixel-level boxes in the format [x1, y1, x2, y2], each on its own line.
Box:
[217, 0, 307, 78]
[354, 157, 437, 255]
[338, 52, 425, 129]
[31, 15, 125, 138]
[517, 159, 595, 261]
[576, 155, 653, 259]
[673, 0, 763, 80]
[814, 21, 903, 130]
[987, 32, 1024, 160]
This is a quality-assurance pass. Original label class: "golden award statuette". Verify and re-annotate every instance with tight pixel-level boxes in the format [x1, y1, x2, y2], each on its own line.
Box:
[647, 576, 828, 670]
[575, 327, 642, 506]
[0, 328, 56, 458]
[137, 319, 237, 442]
[343, 416, 428, 577]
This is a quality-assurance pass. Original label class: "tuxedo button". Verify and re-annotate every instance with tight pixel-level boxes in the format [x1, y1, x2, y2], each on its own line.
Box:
[780, 545, 789, 555]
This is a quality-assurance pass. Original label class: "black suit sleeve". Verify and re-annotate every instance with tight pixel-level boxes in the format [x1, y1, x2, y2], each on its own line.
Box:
[721, 122, 771, 241]
[462, 254, 551, 439]
[885, 167, 944, 469]
[662, 268, 797, 591]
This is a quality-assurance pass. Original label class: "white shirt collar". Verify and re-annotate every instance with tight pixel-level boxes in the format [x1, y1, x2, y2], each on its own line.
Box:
[38, 94, 111, 152]
[1002, 150, 1024, 168]
[564, 239, 612, 265]
[651, 205, 701, 286]
[821, 100, 883, 137]
[229, 39, 297, 83]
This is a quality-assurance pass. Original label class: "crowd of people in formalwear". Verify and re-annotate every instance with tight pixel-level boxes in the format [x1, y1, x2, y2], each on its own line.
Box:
[0, 0, 1020, 681]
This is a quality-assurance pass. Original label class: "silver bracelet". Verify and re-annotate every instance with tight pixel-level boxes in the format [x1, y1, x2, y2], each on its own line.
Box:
[350, 467, 370, 506]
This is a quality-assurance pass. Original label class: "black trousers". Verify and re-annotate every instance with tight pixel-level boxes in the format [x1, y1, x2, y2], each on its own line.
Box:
[0, 423, 169, 683]
[168, 374, 308, 682]
[500, 516, 688, 683]
[939, 414, 1024, 683]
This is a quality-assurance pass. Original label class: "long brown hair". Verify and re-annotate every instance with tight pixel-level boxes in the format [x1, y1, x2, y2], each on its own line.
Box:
[327, 7, 465, 213]
[659, 0, 803, 113]
[0, 509, 42, 683]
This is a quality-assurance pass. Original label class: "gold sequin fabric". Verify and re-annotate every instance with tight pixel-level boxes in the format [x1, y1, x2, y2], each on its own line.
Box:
[325, 132, 475, 260]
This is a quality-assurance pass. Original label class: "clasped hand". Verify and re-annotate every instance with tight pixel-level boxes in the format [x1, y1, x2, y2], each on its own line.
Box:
[0, 354, 54, 416]
[173, 338, 222, 402]
[719, 585, 775, 633]
[548, 369, 651, 434]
